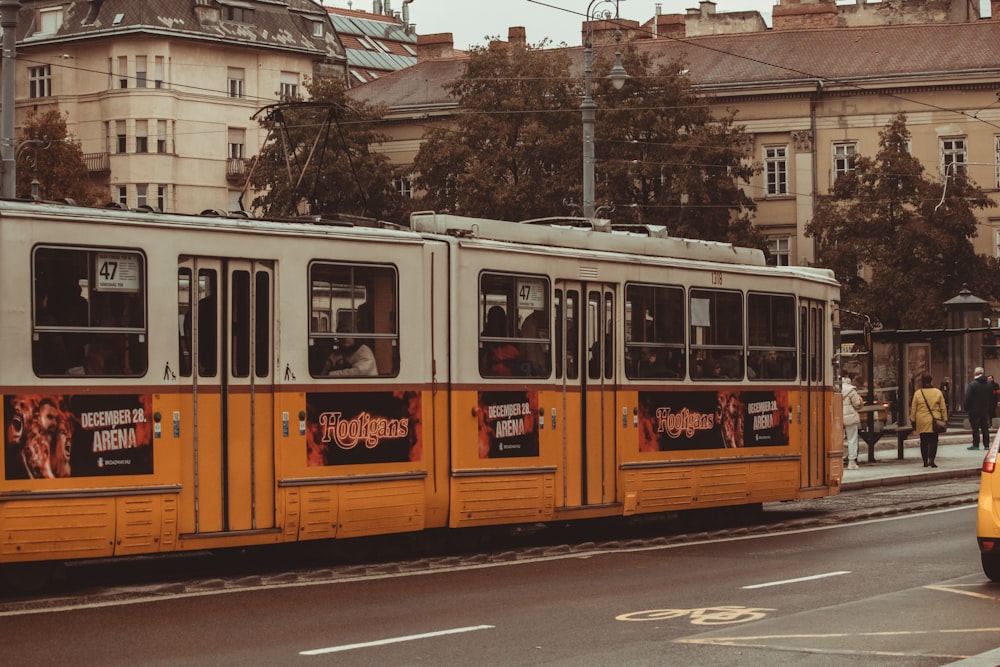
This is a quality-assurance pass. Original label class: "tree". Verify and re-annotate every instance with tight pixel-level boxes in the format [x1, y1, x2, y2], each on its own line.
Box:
[597, 49, 761, 245]
[806, 113, 996, 329]
[412, 40, 763, 247]
[249, 76, 404, 222]
[16, 109, 100, 205]
[412, 40, 580, 221]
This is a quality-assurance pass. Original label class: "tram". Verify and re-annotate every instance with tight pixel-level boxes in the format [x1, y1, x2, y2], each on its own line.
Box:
[0, 199, 843, 583]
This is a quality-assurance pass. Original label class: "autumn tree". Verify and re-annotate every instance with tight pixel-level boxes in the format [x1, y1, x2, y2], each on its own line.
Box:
[412, 40, 580, 221]
[249, 76, 404, 221]
[806, 113, 997, 329]
[597, 49, 761, 246]
[16, 109, 100, 205]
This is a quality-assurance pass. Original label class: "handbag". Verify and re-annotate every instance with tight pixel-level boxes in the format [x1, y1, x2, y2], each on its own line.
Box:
[921, 389, 948, 433]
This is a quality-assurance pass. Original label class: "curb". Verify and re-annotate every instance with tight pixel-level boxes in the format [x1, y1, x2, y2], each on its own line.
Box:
[841, 466, 982, 492]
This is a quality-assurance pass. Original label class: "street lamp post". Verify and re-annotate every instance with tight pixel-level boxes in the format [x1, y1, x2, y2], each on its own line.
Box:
[1, 0, 21, 199]
[581, 0, 627, 219]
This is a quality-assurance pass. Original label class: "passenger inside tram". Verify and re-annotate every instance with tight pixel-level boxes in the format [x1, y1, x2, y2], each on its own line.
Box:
[324, 325, 378, 377]
[480, 305, 520, 376]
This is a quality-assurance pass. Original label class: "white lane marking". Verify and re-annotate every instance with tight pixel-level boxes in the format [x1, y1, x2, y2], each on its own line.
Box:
[0, 505, 974, 617]
[300, 625, 494, 656]
[742, 571, 851, 589]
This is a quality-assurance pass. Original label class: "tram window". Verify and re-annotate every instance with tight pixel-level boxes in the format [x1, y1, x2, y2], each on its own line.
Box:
[32, 246, 148, 377]
[747, 292, 796, 381]
[625, 284, 685, 380]
[255, 271, 270, 378]
[309, 262, 398, 378]
[689, 288, 744, 380]
[585, 291, 614, 381]
[179, 269, 218, 377]
[555, 289, 579, 380]
[479, 272, 551, 378]
[232, 270, 251, 377]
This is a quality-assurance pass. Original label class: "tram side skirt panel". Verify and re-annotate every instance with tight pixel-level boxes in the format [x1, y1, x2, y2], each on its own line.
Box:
[1, 497, 116, 561]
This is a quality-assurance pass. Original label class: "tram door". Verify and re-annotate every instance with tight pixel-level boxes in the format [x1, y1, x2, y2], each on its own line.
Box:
[555, 281, 617, 508]
[800, 299, 827, 490]
[178, 258, 276, 535]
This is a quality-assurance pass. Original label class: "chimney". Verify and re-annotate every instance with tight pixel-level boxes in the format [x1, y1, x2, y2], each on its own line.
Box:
[417, 32, 455, 59]
[508, 26, 526, 47]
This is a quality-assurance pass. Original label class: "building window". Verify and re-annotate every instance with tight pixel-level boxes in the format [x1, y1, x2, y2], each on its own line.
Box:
[224, 5, 253, 23]
[766, 237, 790, 267]
[941, 137, 967, 176]
[995, 136, 1000, 189]
[228, 67, 245, 98]
[994, 227, 1000, 258]
[394, 174, 413, 198]
[116, 120, 126, 154]
[157, 120, 168, 154]
[135, 120, 148, 153]
[136, 184, 148, 208]
[116, 185, 127, 206]
[279, 71, 298, 99]
[832, 141, 857, 181]
[38, 7, 63, 35]
[28, 65, 52, 99]
[157, 185, 167, 211]
[154, 56, 165, 88]
[117, 56, 128, 88]
[764, 145, 788, 196]
[312, 21, 324, 37]
[136, 56, 147, 88]
[228, 128, 245, 159]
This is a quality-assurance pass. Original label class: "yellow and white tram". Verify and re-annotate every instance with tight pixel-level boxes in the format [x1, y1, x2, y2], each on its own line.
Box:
[0, 200, 842, 580]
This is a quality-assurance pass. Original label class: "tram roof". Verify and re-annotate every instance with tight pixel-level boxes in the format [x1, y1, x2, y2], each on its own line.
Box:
[411, 211, 769, 267]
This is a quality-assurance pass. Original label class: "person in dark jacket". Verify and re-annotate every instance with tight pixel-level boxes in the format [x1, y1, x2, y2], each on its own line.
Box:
[964, 367, 993, 450]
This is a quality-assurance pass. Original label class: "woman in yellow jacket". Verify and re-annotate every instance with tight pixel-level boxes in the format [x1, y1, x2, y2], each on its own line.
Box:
[910, 372, 948, 468]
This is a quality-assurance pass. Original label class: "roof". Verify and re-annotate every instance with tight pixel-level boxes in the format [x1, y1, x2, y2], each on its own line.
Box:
[17, 0, 343, 57]
[347, 20, 1000, 109]
[327, 6, 416, 85]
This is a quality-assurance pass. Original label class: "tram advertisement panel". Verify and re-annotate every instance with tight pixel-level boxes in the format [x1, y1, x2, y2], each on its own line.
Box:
[478, 390, 539, 459]
[306, 391, 421, 466]
[4, 393, 153, 480]
[638, 390, 789, 451]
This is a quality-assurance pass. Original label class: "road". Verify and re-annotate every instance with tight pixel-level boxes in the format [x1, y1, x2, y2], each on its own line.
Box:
[1, 479, 995, 666]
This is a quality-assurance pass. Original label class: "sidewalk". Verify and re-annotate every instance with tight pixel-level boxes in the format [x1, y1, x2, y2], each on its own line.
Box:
[841, 429, 988, 491]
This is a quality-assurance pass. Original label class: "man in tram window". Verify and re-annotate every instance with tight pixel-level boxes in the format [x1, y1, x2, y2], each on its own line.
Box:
[36, 273, 89, 375]
[519, 309, 549, 376]
[636, 347, 668, 378]
[324, 326, 378, 377]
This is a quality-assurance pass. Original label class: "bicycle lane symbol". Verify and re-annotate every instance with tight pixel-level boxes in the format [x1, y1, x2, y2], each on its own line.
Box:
[616, 606, 775, 626]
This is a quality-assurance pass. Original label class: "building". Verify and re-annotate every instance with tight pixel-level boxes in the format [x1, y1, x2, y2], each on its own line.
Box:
[11, 0, 345, 213]
[327, 1, 417, 86]
[347, 0, 1000, 268]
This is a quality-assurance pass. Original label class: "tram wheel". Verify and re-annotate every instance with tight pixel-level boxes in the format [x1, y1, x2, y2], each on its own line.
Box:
[1, 560, 57, 593]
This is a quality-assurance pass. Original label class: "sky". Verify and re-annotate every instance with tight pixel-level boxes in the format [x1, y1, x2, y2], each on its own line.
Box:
[325, 0, 779, 50]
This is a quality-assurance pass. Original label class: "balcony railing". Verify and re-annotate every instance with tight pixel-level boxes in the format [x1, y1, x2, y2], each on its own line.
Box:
[227, 157, 251, 181]
[83, 152, 110, 174]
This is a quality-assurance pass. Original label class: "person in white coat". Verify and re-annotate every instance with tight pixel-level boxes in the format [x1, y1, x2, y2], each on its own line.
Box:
[842, 373, 863, 470]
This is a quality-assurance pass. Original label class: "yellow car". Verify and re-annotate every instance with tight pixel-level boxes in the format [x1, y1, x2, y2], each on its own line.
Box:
[977, 431, 1000, 582]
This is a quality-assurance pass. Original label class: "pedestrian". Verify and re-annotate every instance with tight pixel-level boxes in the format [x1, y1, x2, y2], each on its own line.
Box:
[841, 372, 863, 470]
[940, 376, 951, 409]
[964, 366, 992, 450]
[911, 372, 947, 468]
[989, 374, 1000, 426]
